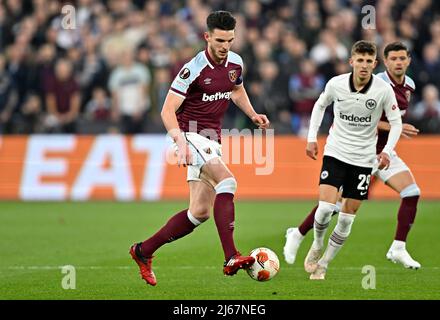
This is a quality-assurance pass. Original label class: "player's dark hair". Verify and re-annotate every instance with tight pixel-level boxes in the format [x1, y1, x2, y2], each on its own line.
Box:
[351, 40, 377, 56]
[206, 11, 236, 32]
[384, 41, 410, 58]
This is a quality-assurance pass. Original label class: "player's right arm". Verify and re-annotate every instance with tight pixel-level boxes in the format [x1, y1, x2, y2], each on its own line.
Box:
[306, 80, 335, 160]
[163, 55, 202, 167]
[160, 92, 192, 167]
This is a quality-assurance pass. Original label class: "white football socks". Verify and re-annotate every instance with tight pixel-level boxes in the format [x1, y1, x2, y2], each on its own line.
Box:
[312, 201, 337, 250]
[319, 212, 355, 268]
[390, 240, 406, 251]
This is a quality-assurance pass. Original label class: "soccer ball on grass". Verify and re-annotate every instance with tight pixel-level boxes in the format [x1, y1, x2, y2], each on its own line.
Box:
[246, 247, 280, 281]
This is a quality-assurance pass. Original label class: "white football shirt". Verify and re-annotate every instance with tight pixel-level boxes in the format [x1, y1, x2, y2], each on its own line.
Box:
[307, 73, 402, 168]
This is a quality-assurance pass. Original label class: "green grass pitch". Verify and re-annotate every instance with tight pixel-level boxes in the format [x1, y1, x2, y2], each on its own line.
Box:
[0, 200, 439, 300]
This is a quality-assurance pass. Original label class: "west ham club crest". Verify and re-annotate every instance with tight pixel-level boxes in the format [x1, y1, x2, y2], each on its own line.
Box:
[228, 70, 237, 83]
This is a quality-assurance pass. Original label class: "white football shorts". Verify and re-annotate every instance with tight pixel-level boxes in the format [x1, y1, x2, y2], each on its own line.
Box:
[372, 150, 410, 182]
[174, 132, 223, 182]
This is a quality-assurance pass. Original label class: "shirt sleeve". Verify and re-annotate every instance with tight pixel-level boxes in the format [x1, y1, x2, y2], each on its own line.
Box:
[381, 86, 403, 155]
[170, 64, 196, 98]
[307, 80, 334, 142]
[235, 73, 243, 85]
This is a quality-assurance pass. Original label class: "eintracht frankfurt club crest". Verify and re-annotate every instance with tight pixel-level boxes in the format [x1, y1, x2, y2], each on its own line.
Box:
[365, 99, 377, 110]
[228, 70, 237, 83]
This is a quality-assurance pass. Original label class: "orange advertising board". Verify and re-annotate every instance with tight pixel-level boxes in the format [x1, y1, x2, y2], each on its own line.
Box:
[0, 135, 439, 200]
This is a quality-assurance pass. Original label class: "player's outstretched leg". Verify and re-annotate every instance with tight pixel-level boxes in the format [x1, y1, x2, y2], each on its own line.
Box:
[130, 209, 202, 285]
[213, 177, 255, 275]
[304, 201, 337, 273]
[310, 212, 356, 280]
[283, 206, 317, 264]
[386, 183, 421, 269]
[285, 202, 341, 265]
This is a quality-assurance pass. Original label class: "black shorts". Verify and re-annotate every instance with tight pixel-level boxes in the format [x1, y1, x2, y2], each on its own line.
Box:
[319, 156, 372, 200]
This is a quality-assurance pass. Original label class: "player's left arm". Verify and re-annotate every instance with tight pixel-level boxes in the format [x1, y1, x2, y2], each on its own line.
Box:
[231, 84, 270, 129]
[378, 88, 403, 169]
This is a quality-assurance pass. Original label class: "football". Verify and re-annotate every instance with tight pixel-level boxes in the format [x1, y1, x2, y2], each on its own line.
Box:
[246, 247, 280, 281]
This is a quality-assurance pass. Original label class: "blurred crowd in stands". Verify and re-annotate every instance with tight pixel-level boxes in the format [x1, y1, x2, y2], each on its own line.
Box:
[1, 0, 440, 135]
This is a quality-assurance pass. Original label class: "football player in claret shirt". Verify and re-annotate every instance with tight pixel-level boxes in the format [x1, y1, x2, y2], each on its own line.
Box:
[284, 42, 422, 271]
[289, 40, 402, 280]
[129, 11, 270, 286]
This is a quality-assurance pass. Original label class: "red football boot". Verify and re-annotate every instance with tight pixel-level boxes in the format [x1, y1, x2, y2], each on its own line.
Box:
[129, 243, 157, 286]
[223, 252, 255, 276]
